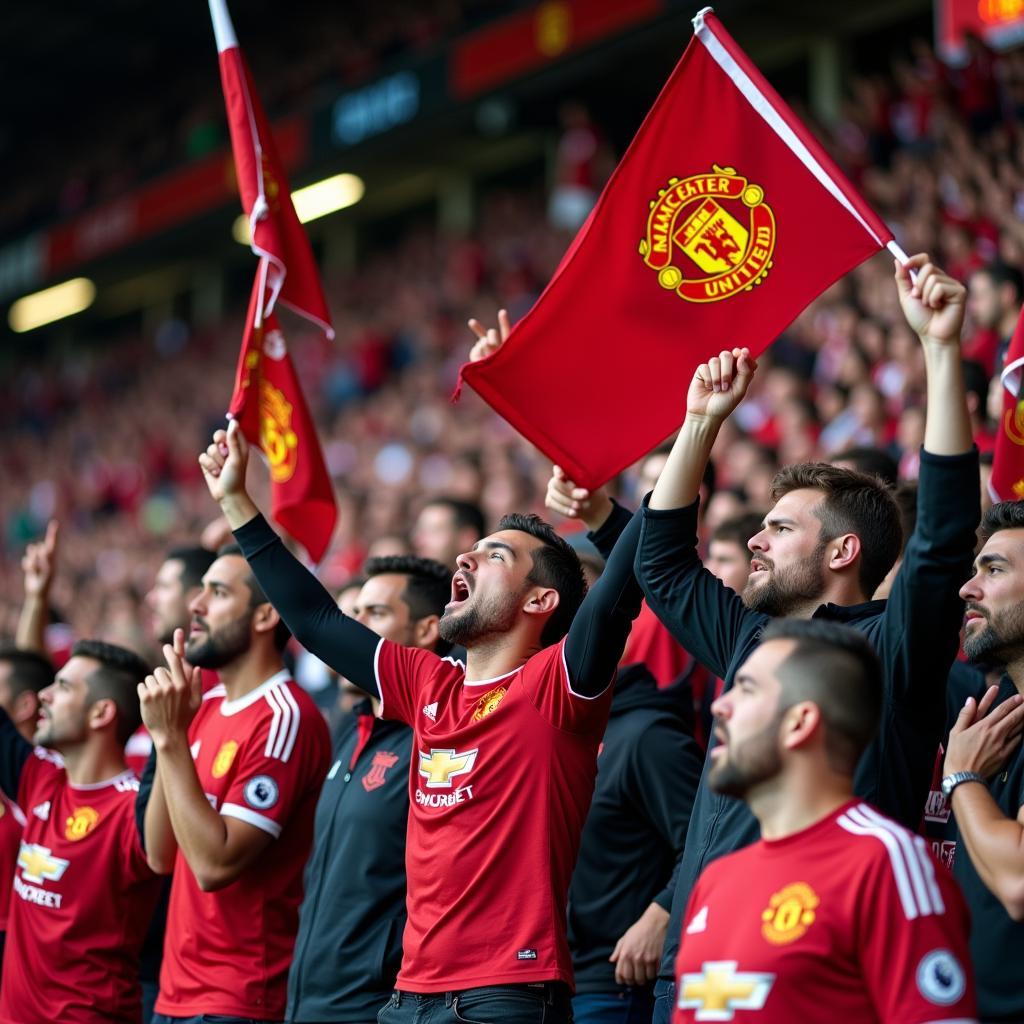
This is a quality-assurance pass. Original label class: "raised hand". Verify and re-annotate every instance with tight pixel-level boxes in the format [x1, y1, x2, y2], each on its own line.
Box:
[199, 419, 250, 505]
[545, 465, 613, 531]
[686, 347, 757, 424]
[895, 253, 966, 348]
[467, 308, 512, 362]
[21, 520, 58, 599]
[138, 628, 203, 747]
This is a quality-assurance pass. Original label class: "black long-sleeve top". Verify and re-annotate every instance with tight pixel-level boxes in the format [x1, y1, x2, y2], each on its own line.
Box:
[636, 447, 980, 980]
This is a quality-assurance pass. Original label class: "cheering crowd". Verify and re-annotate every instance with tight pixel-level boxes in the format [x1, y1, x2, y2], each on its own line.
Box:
[4, 27, 1024, 1024]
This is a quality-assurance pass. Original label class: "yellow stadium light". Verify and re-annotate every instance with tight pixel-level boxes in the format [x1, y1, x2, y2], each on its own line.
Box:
[233, 173, 365, 243]
[8, 278, 97, 333]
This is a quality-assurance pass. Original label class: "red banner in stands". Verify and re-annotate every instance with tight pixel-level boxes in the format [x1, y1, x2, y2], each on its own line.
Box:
[456, 8, 894, 490]
[451, 0, 663, 99]
[990, 304, 1024, 502]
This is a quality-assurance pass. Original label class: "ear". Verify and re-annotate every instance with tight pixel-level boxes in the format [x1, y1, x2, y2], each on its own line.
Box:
[413, 615, 440, 650]
[11, 690, 39, 729]
[522, 587, 560, 619]
[826, 533, 861, 574]
[88, 698, 118, 735]
[252, 602, 282, 638]
[780, 701, 822, 752]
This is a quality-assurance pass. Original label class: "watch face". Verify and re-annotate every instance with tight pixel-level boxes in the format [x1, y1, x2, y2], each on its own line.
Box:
[940, 776, 956, 797]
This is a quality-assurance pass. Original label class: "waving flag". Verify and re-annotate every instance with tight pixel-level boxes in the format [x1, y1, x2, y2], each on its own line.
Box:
[211, 0, 337, 559]
[456, 7, 901, 489]
[990, 305, 1024, 502]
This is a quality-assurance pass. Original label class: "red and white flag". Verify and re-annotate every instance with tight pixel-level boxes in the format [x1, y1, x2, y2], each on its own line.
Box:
[989, 305, 1024, 502]
[211, 0, 337, 559]
[210, 0, 332, 334]
[456, 7, 902, 489]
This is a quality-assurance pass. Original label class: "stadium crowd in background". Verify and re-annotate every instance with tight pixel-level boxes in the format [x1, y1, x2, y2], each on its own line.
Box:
[1, 20, 1024, 1024]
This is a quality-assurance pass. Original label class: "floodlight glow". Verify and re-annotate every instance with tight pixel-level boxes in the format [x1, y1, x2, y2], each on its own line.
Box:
[9, 278, 97, 332]
[233, 173, 365, 243]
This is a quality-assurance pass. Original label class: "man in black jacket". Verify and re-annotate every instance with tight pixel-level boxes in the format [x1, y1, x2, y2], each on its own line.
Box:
[287, 554, 453, 1024]
[636, 255, 980, 1023]
[568, 664, 701, 1024]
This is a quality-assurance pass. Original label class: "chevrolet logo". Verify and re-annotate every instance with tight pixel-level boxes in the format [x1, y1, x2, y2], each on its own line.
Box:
[678, 961, 775, 1019]
[418, 747, 478, 788]
[17, 842, 70, 885]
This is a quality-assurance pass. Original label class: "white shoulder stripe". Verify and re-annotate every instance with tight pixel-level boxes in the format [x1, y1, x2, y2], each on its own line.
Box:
[264, 686, 283, 758]
[838, 805, 924, 920]
[278, 682, 301, 763]
[855, 804, 944, 916]
[914, 833, 946, 914]
[265, 686, 291, 761]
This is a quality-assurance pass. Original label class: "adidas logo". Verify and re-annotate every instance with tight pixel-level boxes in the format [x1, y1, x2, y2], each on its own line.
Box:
[422, 702, 438, 722]
[686, 905, 708, 934]
[32, 801, 51, 822]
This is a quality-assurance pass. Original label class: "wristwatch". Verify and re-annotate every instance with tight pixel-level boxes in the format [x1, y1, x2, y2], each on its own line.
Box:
[940, 771, 985, 798]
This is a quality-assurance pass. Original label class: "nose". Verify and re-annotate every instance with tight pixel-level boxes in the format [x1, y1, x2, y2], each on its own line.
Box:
[748, 529, 767, 555]
[455, 550, 476, 572]
[959, 572, 982, 603]
[39, 683, 54, 706]
[710, 691, 732, 719]
[188, 589, 207, 616]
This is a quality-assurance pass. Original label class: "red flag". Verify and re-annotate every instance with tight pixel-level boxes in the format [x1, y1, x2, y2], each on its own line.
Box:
[210, 0, 332, 336]
[456, 7, 897, 489]
[989, 306, 1024, 502]
[229, 274, 337, 563]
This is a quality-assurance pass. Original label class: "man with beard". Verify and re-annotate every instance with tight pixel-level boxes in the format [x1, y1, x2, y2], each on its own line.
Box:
[197, 418, 644, 1024]
[0, 640, 164, 1023]
[935, 500, 1024, 1020]
[674, 619, 978, 1023]
[139, 544, 330, 1024]
[637, 255, 980, 1022]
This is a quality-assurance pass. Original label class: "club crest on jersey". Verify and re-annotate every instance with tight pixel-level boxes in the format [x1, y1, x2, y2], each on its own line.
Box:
[678, 961, 775, 1019]
[17, 842, 69, 884]
[916, 948, 966, 1006]
[64, 806, 100, 842]
[760, 881, 819, 945]
[212, 740, 239, 779]
[418, 747, 478, 788]
[470, 685, 507, 722]
[362, 750, 400, 792]
[639, 165, 775, 304]
[243, 775, 279, 811]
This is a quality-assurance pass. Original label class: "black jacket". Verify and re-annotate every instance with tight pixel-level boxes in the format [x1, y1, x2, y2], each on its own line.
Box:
[286, 703, 412, 1023]
[567, 664, 701, 994]
[635, 447, 980, 979]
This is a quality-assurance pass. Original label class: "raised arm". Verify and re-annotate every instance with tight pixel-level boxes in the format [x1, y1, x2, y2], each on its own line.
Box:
[199, 421, 381, 696]
[16, 520, 58, 654]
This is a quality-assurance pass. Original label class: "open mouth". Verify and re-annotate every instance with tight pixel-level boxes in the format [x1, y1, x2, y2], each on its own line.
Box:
[189, 619, 208, 637]
[963, 609, 986, 628]
[446, 572, 471, 610]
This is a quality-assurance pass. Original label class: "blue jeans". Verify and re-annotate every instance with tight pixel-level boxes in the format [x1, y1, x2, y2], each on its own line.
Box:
[152, 1015, 283, 1024]
[651, 980, 675, 1024]
[377, 984, 572, 1024]
[572, 989, 653, 1024]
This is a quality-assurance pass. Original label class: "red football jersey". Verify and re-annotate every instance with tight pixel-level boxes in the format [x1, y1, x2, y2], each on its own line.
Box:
[0, 794, 25, 932]
[0, 750, 161, 1024]
[674, 801, 978, 1023]
[375, 638, 612, 991]
[156, 671, 330, 1020]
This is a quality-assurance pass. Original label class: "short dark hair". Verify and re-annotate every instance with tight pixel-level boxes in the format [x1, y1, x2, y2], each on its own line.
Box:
[981, 500, 1024, 541]
[712, 512, 765, 553]
[423, 498, 485, 539]
[0, 647, 53, 698]
[760, 618, 883, 773]
[975, 261, 1024, 301]
[364, 555, 451, 620]
[829, 447, 899, 488]
[215, 544, 292, 652]
[70, 639, 148, 745]
[165, 545, 218, 592]
[770, 463, 902, 598]
[497, 513, 587, 647]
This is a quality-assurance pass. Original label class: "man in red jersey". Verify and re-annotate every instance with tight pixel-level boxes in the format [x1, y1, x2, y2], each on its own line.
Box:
[140, 543, 330, 1024]
[674, 619, 977, 1024]
[0, 639, 163, 1024]
[199, 417, 644, 1024]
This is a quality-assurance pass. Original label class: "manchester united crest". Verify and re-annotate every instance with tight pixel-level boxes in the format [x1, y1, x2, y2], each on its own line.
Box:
[65, 806, 100, 842]
[471, 685, 507, 722]
[212, 740, 239, 779]
[639, 165, 776, 303]
[760, 881, 819, 945]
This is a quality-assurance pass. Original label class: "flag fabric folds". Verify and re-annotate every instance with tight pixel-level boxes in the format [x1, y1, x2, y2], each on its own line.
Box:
[456, 6, 898, 489]
[989, 306, 1024, 503]
[229, 275, 337, 563]
[210, 0, 337, 560]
